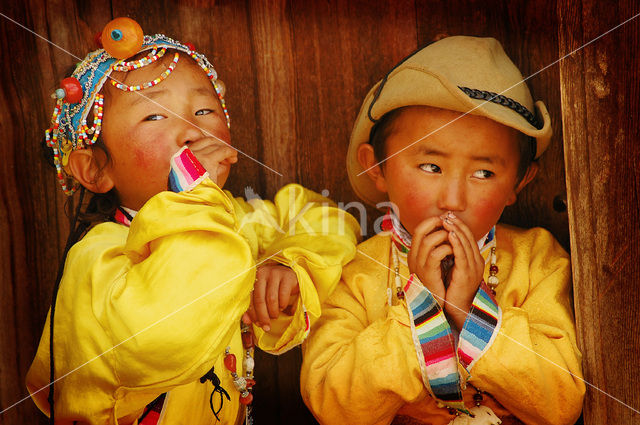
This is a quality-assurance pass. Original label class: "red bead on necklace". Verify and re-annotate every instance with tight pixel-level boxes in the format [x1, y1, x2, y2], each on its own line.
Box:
[223, 323, 256, 407]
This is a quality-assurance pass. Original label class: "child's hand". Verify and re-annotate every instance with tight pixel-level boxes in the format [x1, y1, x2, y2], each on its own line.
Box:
[242, 264, 300, 332]
[440, 212, 485, 330]
[187, 138, 237, 185]
[407, 217, 453, 307]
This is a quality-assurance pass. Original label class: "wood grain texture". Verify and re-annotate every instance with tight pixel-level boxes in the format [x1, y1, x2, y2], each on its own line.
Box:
[1, 1, 76, 423]
[558, 0, 640, 424]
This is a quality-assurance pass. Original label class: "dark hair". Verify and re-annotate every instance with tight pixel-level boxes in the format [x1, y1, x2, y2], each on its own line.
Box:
[368, 106, 536, 184]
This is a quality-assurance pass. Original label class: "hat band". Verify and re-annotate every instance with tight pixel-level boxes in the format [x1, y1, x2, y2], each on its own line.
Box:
[458, 86, 542, 129]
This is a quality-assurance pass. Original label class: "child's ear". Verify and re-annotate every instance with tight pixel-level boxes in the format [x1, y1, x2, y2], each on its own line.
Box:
[507, 162, 539, 205]
[67, 149, 114, 194]
[356, 144, 387, 193]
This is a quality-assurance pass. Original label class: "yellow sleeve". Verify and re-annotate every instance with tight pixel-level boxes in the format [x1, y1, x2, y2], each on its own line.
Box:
[229, 184, 360, 353]
[96, 179, 254, 388]
[300, 242, 427, 425]
[469, 227, 585, 425]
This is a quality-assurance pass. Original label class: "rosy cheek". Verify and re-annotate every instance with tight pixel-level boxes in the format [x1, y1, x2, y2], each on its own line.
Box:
[132, 147, 148, 168]
[131, 143, 172, 172]
[470, 196, 507, 235]
[396, 191, 435, 233]
[473, 199, 497, 219]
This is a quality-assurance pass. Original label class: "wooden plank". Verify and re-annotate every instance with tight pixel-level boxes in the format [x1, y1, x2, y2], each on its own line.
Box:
[558, 0, 640, 423]
[286, 0, 418, 238]
[244, 0, 297, 198]
[240, 2, 298, 421]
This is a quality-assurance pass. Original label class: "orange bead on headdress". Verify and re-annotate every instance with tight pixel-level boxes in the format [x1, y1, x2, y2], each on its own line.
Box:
[45, 17, 229, 195]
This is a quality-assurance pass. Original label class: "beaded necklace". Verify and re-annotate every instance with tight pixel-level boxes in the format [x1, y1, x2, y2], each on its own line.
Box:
[224, 322, 256, 411]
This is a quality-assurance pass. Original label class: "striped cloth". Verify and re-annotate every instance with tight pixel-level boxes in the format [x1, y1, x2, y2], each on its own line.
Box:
[381, 211, 412, 254]
[114, 206, 135, 227]
[458, 281, 500, 371]
[404, 275, 466, 411]
[383, 210, 501, 413]
[168, 146, 209, 192]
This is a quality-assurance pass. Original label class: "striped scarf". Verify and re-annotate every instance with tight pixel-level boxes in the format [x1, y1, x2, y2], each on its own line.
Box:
[382, 210, 500, 413]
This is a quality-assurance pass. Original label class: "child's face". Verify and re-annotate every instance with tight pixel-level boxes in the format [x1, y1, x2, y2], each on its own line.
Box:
[375, 106, 526, 240]
[100, 54, 231, 210]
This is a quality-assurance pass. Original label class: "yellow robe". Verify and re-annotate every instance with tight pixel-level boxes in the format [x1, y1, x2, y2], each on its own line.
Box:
[301, 224, 585, 425]
[27, 179, 359, 424]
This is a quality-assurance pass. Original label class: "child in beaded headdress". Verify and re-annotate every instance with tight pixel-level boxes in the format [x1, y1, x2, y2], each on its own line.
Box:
[301, 36, 585, 425]
[26, 17, 359, 425]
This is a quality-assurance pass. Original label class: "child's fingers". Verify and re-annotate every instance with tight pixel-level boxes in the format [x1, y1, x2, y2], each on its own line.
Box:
[187, 140, 238, 175]
[444, 214, 477, 255]
[279, 273, 300, 311]
[207, 144, 238, 166]
[241, 312, 253, 325]
[252, 275, 272, 331]
[429, 244, 454, 288]
[408, 217, 445, 269]
[245, 295, 258, 325]
[444, 216, 483, 273]
[412, 217, 446, 246]
[414, 229, 450, 268]
[443, 217, 474, 262]
[265, 276, 282, 319]
[447, 230, 470, 272]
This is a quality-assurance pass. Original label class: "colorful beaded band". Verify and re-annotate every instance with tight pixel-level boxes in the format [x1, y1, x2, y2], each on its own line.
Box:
[112, 46, 167, 71]
[45, 93, 105, 194]
[111, 52, 179, 91]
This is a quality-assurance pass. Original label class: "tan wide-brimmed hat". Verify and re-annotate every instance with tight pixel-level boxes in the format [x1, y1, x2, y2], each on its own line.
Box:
[347, 36, 552, 207]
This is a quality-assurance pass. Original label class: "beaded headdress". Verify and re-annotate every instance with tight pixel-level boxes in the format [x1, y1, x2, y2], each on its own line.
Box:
[45, 17, 230, 195]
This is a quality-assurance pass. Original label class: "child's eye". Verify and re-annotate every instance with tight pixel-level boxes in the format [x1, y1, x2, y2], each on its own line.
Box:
[144, 114, 165, 121]
[473, 169, 495, 179]
[419, 163, 441, 173]
[195, 109, 213, 116]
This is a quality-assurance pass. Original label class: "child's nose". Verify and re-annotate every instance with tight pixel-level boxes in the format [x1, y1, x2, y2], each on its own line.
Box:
[178, 119, 205, 145]
[437, 179, 467, 212]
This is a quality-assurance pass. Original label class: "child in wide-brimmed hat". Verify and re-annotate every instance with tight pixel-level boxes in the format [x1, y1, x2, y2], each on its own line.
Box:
[26, 17, 359, 425]
[301, 36, 585, 425]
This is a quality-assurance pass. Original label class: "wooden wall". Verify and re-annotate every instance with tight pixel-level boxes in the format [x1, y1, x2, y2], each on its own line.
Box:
[558, 0, 640, 423]
[0, 0, 637, 424]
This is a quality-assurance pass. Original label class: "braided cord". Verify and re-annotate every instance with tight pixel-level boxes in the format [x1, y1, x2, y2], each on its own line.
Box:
[458, 86, 542, 129]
